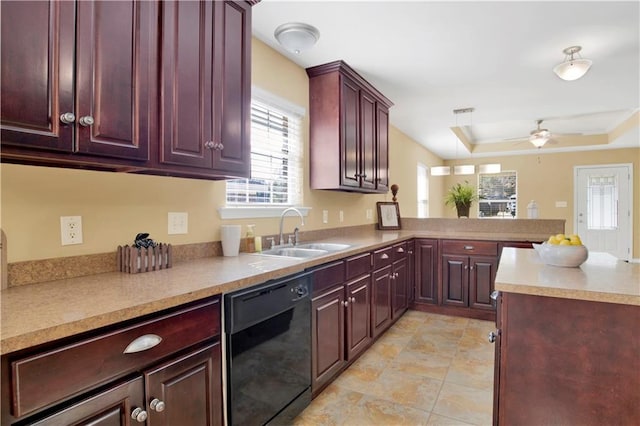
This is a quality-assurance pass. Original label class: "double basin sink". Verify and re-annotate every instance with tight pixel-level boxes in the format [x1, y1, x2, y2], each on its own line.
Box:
[257, 243, 351, 259]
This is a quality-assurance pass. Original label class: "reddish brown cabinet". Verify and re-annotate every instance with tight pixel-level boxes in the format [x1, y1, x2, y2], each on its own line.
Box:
[1, 298, 223, 425]
[493, 292, 640, 425]
[310, 257, 372, 396]
[391, 243, 409, 319]
[1, 0, 156, 164]
[413, 239, 439, 305]
[156, 0, 251, 178]
[306, 60, 393, 193]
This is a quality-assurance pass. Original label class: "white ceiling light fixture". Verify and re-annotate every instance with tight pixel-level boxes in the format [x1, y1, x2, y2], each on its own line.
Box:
[553, 46, 592, 81]
[274, 22, 320, 54]
[529, 119, 551, 148]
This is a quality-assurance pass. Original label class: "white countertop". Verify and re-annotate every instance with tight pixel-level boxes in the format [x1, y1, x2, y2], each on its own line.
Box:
[496, 248, 640, 306]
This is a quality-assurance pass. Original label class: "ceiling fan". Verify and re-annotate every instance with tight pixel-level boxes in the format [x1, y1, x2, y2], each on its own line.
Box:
[529, 119, 553, 148]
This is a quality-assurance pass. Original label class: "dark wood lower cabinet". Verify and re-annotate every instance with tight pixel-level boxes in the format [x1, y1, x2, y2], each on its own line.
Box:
[494, 292, 640, 425]
[312, 285, 346, 394]
[413, 239, 437, 304]
[372, 265, 393, 338]
[345, 275, 372, 360]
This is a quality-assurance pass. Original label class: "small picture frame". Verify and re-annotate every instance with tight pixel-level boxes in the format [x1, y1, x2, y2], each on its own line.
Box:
[377, 202, 401, 230]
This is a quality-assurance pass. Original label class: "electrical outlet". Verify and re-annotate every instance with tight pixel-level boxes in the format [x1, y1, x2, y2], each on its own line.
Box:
[322, 210, 329, 224]
[168, 212, 188, 234]
[339, 210, 344, 223]
[61, 216, 83, 245]
[366, 209, 373, 220]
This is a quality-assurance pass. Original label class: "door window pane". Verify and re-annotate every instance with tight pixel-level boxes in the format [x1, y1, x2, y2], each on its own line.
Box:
[587, 175, 618, 230]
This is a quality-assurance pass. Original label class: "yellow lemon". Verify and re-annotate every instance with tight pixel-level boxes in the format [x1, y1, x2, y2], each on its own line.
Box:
[555, 234, 566, 241]
[548, 236, 558, 245]
[570, 236, 582, 246]
[559, 239, 571, 246]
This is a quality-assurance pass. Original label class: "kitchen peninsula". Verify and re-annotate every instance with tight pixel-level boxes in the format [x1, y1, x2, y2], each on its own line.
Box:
[493, 248, 640, 425]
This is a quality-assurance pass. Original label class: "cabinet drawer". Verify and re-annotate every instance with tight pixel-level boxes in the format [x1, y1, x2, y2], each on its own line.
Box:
[373, 246, 393, 270]
[311, 260, 345, 295]
[10, 297, 220, 418]
[345, 252, 371, 280]
[441, 240, 498, 256]
[393, 242, 407, 260]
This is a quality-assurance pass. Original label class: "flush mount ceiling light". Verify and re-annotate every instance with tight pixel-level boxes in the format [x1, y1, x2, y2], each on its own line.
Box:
[553, 46, 592, 81]
[529, 119, 551, 148]
[274, 22, 320, 54]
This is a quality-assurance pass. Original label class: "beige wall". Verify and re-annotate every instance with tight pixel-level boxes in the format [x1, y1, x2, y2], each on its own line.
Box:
[0, 38, 444, 263]
[442, 148, 640, 257]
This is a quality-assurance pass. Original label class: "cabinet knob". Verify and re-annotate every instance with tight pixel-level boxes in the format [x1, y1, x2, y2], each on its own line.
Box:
[488, 330, 499, 343]
[464, 265, 468, 270]
[470, 266, 474, 270]
[78, 115, 94, 127]
[131, 407, 148, 423]
[380, 253, 389, 260]
[215, 142, 224, 151]
[490, 291, 500, 301]
[342, 300, 349, 307]
[350, 297, 356, 303]
[397, 247, 405, 253]
[408, 250, 413, 254]
[59, 112, 76, 124]
[150, 398, 166, 412]
[205, 141, 216, 149]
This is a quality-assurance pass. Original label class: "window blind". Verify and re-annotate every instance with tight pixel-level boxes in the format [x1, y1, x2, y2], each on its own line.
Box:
[226, 98, 303, 205]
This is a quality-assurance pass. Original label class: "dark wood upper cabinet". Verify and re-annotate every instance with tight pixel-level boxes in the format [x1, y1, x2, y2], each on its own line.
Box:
[1, 0, 252, 180]
[307, 60, 393, 193]
[157, 0, 251, 178]
[1, 0, 155, 163]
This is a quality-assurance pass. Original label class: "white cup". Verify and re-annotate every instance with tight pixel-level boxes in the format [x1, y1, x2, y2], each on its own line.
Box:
[220, 225, 241, 257]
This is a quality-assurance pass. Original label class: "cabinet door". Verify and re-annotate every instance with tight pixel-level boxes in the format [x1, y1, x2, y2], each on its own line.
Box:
[359, 90, 377, 190]
[159, 0, 214, 169]
[469, 256, 498, 310]
[340, 75, 360, 189]
[415, 239, 438, 304]
[0, 0, 75, 152]
[346, 275, 372, 361]
[75, 0, 154, 160]
[406, 240, 415, 303]
[311, 286, 346, 393]
[376, 104, 390, 191]
[372, 265, 392, 338]
[392, 258, 408, 319]
[30, 376, 145, 426]
[210, 1, 251, 176]
[442, 254, 468, 307]
[145, 342, 223, 426]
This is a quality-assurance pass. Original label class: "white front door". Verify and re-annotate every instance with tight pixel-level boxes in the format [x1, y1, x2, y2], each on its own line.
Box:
[575, 164, 633, 260]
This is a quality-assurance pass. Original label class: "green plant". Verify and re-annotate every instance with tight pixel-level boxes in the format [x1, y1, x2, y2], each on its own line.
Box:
[444, 180, 477, 217]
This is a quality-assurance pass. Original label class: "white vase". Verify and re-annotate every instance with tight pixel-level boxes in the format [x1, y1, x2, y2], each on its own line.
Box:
[220, 225, 241, 257]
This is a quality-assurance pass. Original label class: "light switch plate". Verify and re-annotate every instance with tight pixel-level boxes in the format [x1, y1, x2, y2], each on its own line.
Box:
[555, 201, 568, 208]
[322, 210, 329, 224]
[168, 212, 188, 234]
[339, 210, 344, 223]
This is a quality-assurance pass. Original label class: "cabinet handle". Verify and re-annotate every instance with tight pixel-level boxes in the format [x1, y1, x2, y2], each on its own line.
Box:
[490, 291, 500, 301]
[150, 398, 166, 412]
[397, 247, 405, 253]
[123, 334, 162, 354]
[131, 407, 148, 423]
[350, 297, 356, 303]
[470, 266, 474, 270]
[205, 141, 215, 149]
[342, 300, 349, 307]
[488, 330, 500, 343]
[215, 142, 224, 151]
[463, 245, 474, 250]
[59, 112, 76, 124]
[78, 115, 94, 127]
[464, 265, 468, 270]
[380, 253, 389, 260]
[408, 250, 413, 254]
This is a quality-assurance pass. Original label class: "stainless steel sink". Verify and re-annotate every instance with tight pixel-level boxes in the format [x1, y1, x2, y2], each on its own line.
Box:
[295, 243, 351, 252]
[258, 247, 329, 259]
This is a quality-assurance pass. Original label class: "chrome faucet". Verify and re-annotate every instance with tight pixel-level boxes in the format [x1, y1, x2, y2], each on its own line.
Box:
[278, 207, 304, 246]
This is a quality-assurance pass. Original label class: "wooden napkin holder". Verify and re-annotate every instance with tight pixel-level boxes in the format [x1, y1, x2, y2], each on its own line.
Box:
[117, 243, 172, 274]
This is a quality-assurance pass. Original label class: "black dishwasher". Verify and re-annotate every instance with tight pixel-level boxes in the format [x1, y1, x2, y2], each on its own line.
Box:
[224, 271, 312, 426]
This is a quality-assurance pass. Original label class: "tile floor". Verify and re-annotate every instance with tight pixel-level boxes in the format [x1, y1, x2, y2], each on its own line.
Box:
[294, 310, 495, 425]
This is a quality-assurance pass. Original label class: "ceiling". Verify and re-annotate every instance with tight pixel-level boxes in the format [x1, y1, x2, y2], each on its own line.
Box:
[251, 1, 640, 160]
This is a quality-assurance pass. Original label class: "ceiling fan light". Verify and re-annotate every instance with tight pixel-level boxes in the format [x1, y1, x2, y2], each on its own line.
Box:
[274, 22, 320, 54]
[529, 134, 549, 148]
[553, 46, 592, 81]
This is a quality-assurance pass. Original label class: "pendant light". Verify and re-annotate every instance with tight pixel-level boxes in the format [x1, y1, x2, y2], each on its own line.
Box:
[553, 46, 592, 81]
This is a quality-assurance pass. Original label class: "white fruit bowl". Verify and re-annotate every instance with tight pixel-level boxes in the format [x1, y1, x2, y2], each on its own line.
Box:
[533, 242, 589, 268]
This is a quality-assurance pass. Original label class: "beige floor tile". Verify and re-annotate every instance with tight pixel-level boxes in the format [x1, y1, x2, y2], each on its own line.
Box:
[343, 394, 431, 426]
[432, 382, 493, 425]
[406, 332, 461, 357]
[332, 349, 389, 393]
[426, 413, 476, 426]
[293, 383, 363, 426]
[388, 348, 453, 381]
[445, 354, 494, 390]
[356, 369, 443, 411]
